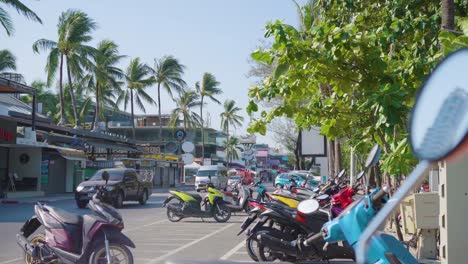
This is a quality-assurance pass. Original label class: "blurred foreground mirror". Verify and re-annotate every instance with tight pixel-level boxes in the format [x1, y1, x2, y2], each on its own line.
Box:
[410, 49, 468, 161]
[365, 145, 381, 168]
[356, 171, 365, 181]
[337, 169, 346, 179]
[297, 199, 320, 215]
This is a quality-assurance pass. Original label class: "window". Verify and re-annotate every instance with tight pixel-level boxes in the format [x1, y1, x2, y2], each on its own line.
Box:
[90, 170, 124, 181]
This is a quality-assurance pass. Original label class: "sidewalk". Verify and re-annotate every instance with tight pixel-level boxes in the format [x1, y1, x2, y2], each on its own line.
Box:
[0, 184, 194, 204]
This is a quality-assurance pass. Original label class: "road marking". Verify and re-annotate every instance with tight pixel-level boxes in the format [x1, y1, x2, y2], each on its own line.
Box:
[124, 219, 168, 232]
[0, 258, 22, 264]
[146, 223, 235, 264]
[137, 243, 185, 246]
[136, 238, 196, 241]
[220, 240, 246, 260]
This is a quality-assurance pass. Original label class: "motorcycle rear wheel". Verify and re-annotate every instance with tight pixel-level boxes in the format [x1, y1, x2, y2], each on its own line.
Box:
[257, 227, 297, 262]
[25, 234, 57, 264]
[167, 207, 183, 222]
[213, 203, 231, 222]
[88, 243, 133, 264]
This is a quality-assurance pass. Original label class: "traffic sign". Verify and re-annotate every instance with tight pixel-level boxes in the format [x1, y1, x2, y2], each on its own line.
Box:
[182, 153, 194, 164]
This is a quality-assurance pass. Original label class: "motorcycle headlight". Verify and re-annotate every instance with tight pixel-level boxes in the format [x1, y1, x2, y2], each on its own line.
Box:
[105, 186, 115, 191]
[76, 186, 84, 192]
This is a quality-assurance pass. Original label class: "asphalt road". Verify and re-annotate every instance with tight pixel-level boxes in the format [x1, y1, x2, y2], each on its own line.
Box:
[0, 187, 261, 264]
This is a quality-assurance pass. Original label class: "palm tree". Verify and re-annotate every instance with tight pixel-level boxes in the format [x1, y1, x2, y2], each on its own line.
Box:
[85, 40, 125, 131]
[224, 136, 240, 164]
[196, 73, 222, 159]
[149, 56, 186, 141]
[32, 9, 97, 127]
[169, 89, 201, 132]
[118, 57, 155, 139]
[220, 100, 244, 139]
[0, 50, 16, 72]
[0, 0, 42, 36]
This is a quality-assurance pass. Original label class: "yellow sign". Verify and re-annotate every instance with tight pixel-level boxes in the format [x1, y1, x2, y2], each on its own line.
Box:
[139, 154, 179, 161]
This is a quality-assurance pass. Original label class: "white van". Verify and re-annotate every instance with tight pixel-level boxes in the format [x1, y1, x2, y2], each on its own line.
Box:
[195, 165, 228, 192]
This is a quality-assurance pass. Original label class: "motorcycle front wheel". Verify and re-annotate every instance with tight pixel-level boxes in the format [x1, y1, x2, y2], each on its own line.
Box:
[213, 203, 231, 222]
[88, 243, 133, 264]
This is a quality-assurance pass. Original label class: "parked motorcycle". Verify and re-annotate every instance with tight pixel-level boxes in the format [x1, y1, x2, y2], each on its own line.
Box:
[225, 184, 251, 213]
[16, 171, 135, 264]
[163, 176, 232, 223]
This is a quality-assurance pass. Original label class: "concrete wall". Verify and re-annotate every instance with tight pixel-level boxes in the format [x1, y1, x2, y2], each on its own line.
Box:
[8, 147, 42, 191]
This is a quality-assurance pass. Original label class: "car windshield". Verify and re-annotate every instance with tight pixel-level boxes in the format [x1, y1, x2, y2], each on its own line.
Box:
[197, 170, 217, 176]
[89, 170, 124, 181]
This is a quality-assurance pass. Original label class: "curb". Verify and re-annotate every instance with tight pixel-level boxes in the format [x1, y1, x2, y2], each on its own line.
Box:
[1, 200, 19, 204]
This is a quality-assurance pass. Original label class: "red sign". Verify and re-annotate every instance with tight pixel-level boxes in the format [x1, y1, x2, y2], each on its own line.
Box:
[0, 120, 16, 144]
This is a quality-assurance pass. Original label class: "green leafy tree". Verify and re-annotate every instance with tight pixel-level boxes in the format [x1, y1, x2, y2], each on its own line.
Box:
[224, 136, 240, 164]
[84, 40, 125, 131]
[118, 57, 155, 139]
[149, 56, 186, 141]
[196, 73, 222, 159]
[220, 99, 244, 139]
[247, 0, 443, 178]
[0, 49, 16, 72]
[32, 9, 97, 127]
[0, 0, 41, 35]
[169, 89, 201, 132]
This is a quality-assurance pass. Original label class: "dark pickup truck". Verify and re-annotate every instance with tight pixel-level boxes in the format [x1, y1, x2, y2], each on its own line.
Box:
[75, 168, 153, 208]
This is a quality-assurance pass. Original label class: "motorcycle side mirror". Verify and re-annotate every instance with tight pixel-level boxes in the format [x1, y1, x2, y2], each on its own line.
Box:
[337, 169, 346, 179]
[316, 194, 329, 200]
[365, 144, 381, 169]
[101, 171, 109, 185]
[313, 187, 320, 193]
[356, 171, 365, 182]
[410, 49, 468, 161]
[297, 199, 320, 215]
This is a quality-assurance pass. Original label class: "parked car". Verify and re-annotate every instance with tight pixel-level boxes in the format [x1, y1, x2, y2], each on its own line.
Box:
[274, 172, 319, 188]
[228, 175, 242, 186]
[195, 165, 228, 191]
[75, 168, 153, 208]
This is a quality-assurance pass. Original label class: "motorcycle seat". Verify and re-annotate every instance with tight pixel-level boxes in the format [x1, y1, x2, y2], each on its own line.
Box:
[44, 205, 82, 225]
[188, 193, 203, 202]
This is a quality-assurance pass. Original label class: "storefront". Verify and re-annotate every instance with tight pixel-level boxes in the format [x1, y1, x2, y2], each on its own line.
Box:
[41, 146, 87, 194]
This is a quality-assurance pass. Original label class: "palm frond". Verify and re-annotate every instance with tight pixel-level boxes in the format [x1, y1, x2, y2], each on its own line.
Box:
[2, 0, 42, 23]
[32, 39, 57, 53]
[0, 7, 13, 35]
[0, 49, 16, 71]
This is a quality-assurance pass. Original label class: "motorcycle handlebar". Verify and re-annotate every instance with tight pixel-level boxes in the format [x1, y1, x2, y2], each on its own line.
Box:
[303, 231, 324, 246]
[371, 186, 390, 207]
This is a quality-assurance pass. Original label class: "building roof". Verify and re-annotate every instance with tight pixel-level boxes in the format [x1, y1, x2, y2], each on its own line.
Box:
[0, 77, 35, 94]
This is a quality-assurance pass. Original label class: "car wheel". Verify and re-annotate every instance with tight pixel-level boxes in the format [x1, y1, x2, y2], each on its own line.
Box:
[113, 191, 124, 208]
[76, 200, 88, 209]
[138, 190, 148, 205]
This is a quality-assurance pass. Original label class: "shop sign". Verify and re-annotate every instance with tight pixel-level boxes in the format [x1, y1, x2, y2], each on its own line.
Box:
[143, 146, 160, 154]
[0, 120, 16, 144]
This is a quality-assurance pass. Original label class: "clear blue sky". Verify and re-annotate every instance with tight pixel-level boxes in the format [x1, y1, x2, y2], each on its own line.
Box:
[2, 0, 300, 148]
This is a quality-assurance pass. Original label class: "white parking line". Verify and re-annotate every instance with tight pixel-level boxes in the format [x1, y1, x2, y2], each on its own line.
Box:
[124, 218, 168, 232]
[137, 243, 185, 246]
[146, 223, 235, 264]
[0, 258, 22, 264]
[220, 240, 245, 260]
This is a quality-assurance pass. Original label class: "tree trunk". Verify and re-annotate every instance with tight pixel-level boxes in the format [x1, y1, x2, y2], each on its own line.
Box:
[334, 139, 342, 175]
[130, 89, 135, 140]
[66, 59, 80, 128]
[158, 83, 162, 142]
[92, 81, 100, 131]
[441, 0, 455, 30]
[58, 54, 67, 125]
[295, 130, 301, 170]
[328, 139, 335, 177]
[200, 96, 205, 159]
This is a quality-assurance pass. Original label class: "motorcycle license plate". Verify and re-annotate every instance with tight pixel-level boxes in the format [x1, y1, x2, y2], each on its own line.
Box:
[238, 214, 258, 236]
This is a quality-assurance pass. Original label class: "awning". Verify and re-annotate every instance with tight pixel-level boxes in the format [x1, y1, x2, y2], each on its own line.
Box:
[47, 145, 87, 161]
